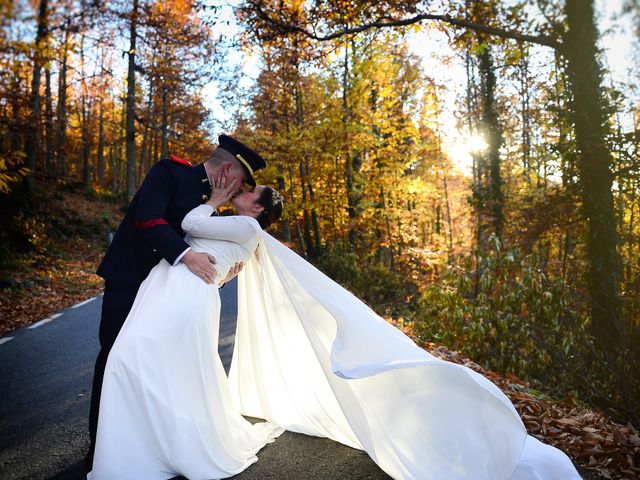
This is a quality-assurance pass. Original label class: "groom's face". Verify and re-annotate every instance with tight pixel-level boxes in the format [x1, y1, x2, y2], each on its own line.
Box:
[223, 163, 249, 197]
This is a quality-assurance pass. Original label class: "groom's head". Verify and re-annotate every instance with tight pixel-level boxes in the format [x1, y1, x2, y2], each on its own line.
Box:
[208, 134, 267, 194]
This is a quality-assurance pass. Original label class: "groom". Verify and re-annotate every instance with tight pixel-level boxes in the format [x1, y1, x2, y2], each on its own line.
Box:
[86, 134, 267, 470]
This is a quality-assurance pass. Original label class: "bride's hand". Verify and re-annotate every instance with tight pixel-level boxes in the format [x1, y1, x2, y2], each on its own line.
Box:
[219, 261, 244, 287]
[207, 171, 237, 210]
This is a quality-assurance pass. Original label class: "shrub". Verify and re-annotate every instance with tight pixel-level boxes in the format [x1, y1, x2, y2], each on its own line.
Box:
[414, 236, 586, 384]
[313, 241, 420, 318]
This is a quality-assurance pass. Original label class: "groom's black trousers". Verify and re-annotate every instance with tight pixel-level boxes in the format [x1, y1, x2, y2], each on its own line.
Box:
[87, 282, 139, 464]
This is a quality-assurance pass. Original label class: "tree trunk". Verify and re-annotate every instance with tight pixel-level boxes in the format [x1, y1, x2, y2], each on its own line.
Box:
[80, 32, 91, 186]
[466, 48, 484, 298]
[138, 84, 154, 177]
[160, 88, 169, 158]
[81, 98, 91, 186]
[479, 46, 504, 243]
[120, 92, 127, 193]
[564, 0, 622, 340]
[139, 126, 149, 179]
[519, 50, 531, 175]
[564, 0, 638, 420]
[125, 0, 139, 199]
[110, 99, 119, 193]
[443, 169, 455, 264]
[98, 99, 105, 187]
[305, 158, 321, 255]
[56, 28, 69, 177]
[139, 123, 151, 179]
[9, 77, 21, 154]
[151, 127, 159, 164]
[108, 142, 115, 192]
[25, 0, 49, 180]
[44, 67, 54, 174]
[289, 164, 306, 256]
[97, 48, 106, 187]
[298, 159, 313, 257]
[626, 177, 637, 289]
[277, 166, 290, 241]
[342, 41, 361, 249]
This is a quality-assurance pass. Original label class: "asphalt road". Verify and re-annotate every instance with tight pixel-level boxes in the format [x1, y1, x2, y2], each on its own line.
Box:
[0, 279, 390, 480]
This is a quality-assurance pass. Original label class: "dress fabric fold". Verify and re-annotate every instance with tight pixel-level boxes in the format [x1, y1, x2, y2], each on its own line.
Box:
[229, 227, 582, 480]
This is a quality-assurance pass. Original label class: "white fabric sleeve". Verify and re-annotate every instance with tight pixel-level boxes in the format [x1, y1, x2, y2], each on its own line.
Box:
[173, 247, 191, 266]
[181, 204, 258, 244]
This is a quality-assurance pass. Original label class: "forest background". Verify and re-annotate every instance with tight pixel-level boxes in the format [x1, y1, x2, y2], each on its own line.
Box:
[1, 0, 640, 471]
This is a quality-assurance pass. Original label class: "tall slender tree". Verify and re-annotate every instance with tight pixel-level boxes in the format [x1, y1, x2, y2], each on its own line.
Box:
[125, 0, 138, 199]
[25, 0, 49, 182]
[564, 0, 638, 419]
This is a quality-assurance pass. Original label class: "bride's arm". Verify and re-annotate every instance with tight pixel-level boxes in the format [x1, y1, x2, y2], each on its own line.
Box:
[181, 204, 258, 244]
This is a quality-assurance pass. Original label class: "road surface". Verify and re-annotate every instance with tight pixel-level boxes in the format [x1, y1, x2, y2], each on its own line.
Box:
[0, 279, 389, 480]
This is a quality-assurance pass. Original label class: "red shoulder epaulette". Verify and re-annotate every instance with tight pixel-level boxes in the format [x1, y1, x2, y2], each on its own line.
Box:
[169, 154, 192, 167]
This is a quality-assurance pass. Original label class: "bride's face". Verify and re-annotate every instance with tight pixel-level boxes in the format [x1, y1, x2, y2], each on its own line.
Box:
[231, 185, 265, 217]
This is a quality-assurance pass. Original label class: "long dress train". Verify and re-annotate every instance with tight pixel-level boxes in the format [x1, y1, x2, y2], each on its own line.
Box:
[229, 222, 582, 480]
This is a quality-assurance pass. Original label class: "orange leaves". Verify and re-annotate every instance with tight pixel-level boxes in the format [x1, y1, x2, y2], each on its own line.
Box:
[0, 183, 122, 337]
[0, 268, 103, 337]
[515, 401, 639, 477]
[149, 0, 199, 29]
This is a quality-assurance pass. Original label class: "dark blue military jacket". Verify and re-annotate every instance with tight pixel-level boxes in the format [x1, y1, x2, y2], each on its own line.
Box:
[97, 155, 211, 288]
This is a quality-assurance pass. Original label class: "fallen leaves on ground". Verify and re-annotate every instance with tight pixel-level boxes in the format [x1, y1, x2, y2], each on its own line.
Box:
[0, 254, 104, 336]
[388, 319, 640, 480]
[0, 187, 120, 337]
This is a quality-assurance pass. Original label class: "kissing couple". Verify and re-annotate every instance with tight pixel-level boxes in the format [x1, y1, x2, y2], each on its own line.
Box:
[86, 135, 582, 479]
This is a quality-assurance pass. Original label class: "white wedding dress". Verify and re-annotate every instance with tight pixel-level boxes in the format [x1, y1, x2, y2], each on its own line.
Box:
[89, 205, 582, 480]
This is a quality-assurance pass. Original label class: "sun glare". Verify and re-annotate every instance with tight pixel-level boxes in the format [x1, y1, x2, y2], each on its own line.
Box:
[463, 132, 488, 154]
[443, 131, 488, 177]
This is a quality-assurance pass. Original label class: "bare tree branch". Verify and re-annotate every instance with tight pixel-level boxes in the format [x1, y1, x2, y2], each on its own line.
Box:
[134, 111, 183, 138]
[248, 5, 562, 50]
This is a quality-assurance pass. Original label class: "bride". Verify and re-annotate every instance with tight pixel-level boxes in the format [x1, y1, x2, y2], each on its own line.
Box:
[89, 176, 582, 480]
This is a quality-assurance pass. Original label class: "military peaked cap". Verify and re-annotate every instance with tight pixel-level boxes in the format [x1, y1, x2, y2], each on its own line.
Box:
[218, 134, 267, 186]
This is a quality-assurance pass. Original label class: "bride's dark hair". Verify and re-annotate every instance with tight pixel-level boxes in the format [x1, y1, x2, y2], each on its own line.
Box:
[256, 187, 283, 229]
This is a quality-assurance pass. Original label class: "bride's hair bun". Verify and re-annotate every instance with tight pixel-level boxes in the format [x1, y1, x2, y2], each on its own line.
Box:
[256, 187, 283, 229]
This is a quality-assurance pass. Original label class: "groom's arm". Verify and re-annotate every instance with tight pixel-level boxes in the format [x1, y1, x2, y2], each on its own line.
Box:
[134, 161, 189, 265]
[134, 161, 218, 284]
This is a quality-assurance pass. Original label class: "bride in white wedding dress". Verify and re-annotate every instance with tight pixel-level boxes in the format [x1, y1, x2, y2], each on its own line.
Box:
[88, 181, 285, 480]
[89, 178, 582, 480]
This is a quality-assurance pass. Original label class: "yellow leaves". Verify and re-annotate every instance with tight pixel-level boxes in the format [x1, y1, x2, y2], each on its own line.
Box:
[0, 152, 29, 195]
[244, 20, 459, 251]
[406, 177, 427, 195]
[503, 45, 524, 65]
[470, 41, 489, 55]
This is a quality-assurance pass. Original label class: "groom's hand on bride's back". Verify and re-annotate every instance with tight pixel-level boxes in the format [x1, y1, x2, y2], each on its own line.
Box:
[182, 250, 217, 284]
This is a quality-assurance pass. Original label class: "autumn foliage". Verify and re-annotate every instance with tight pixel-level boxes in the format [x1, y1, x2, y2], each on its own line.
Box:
[1, 0, 640, 478]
